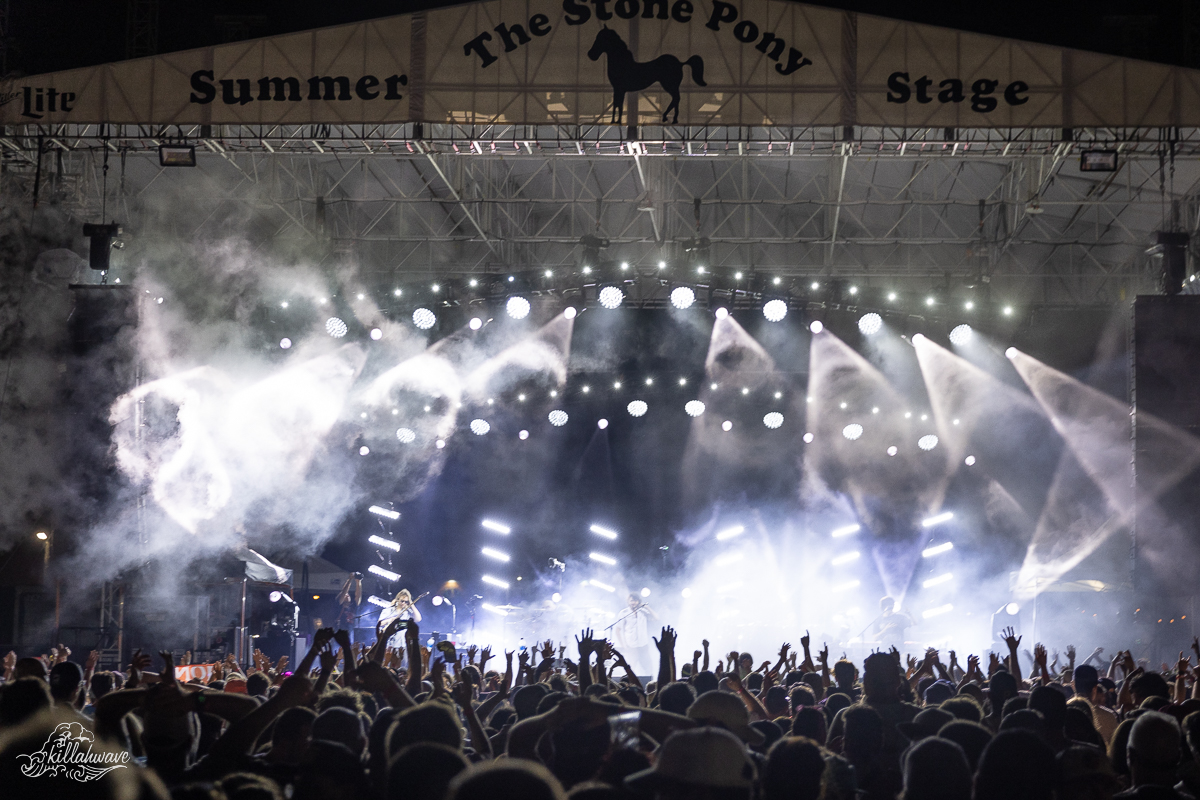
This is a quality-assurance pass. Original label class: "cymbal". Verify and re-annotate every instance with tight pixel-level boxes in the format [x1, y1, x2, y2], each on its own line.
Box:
[494, 604, 521, 611]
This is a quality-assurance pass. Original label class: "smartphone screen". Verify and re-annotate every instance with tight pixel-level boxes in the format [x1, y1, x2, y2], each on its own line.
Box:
[608, 711, 641, 749]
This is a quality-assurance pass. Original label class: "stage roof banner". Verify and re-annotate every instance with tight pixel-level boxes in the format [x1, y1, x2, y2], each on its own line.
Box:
[4, 0, 1200, 129]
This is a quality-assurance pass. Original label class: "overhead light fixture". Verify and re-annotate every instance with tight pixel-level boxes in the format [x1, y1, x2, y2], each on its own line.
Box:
[368, 535, 400, 552]
[831, 524, 861, 538]
[831, 551, 861, 565]
[369, 505, 400, 520]
[949, 324, 973, 345]
[369, 565, 401, 581]
[763, 299, 788, 322]
[923, 573, 954, 588]
[922, 542, 954, 558]
[482, 575, 510, 590]
[670, 286, 696, 309]
[716, 524, 745, 541]
[589, 552, 617, 566]
[481, 547, 510, 562]
[598, 286, 625, 309]
[412, 308, 436, 329]
[858, 313, 882, 335]
[481, 519, 512, 534]
[366, 595, 391, 608]
[506, 296, 531, 319]
[921, 511, 954, 528]
[590, 524, 619, 539]
[158, 144, 197, 167]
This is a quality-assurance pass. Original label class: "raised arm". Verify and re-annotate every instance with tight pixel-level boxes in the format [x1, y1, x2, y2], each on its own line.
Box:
[452, 681, 493, 759]
[1001, 627, 1023, 684]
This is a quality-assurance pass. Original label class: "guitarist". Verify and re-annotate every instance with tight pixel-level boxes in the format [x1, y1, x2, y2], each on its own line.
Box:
[379, 589, 426, 648]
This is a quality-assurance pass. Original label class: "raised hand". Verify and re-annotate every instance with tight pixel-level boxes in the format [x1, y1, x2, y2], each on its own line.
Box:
[889, 646, 901, 664]
[988, 652, 1002, 675]
[818, 644, 829, 667]
[576, 628, 596, 660]
[1002, 626, 1021, 651]
[541, 639, 554, 660]
[318, 645, 337, 673]
[1121, 650, 1136, 675]
[967, 654, 982, 679]
[159, 651, 176, 684]
[85, 650, 100, 672]
[702, 639, 710, 650]
[1176, 651, 1191, 676]
[3, 651, 16, 671]
[653, 626, 677, 655]
[906, 655, 918, 672]
[275, 656, 289, 674]
[779, 642, 791, 661]
[1033, 643, 1048, 675]
[1192, 637, 1200, 661]
[467, 645, 478, 664]
[479, 646, 493, 669]
[450, 681, 473, 708]
[1066, 645, 1077, 664]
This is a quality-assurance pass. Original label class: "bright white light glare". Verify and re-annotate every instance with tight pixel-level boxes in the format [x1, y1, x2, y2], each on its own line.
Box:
[279, 338, 292, 349]
[809, 320, 823, 334]
[831, 524, 861, 538]
[803, 432, 815, 443]
[359, 446, 371, 456]
[551, 592, 562, 603]
[641, 587, 651, 598]
[681, 587, 693, 598]
[721, 420, 733, 431]
[949, 324, 973, 345]
[716, 524, 746, 541]
[858, 313, 883, 335]
[367, 504, 401, 522]
[922, 542, 954, 558]
[763, 299, 788, 322]
[370, 328, 383, 340]
[597, 419, 609, 429]
[325, 317, 348, 338]
[599, 286, 625, 309]
[1003, 306, 1014, 316]
[763, 412, 784, 429]
[369, 535, 400, 552]
[670, 286, 696, 309]
[482, 603, 509, 616]
[923, 604, 954, 619]
[435, 439, 445, 449]
[923, 573, 954, 588]
[549, 409, 568, 426]
[369, 565, 401, 581]
[716, 551, 745, 567]
[590, 524, 619, 540]
[1005, 347, 1018, 359]
[412, 308, 436, 329]
[918, 434, 940, 451]
[965, 455, 976, 466]
[396, 428, 416, 443]
[589, 552, 617, 566]
[833, 580, 861, 592]
[627, 400, 648, 417]
[1005, 602, 1021, 615]
[506, 296, 531, 319]
[482, 575, 510, 590]
[269, 590, 283, 602]
[831, 551, 861, 565]
[469, 317, 483, 330]
[685, 400, 706, 417]
[887, 446, 898, 456]
[481, 519, 512, 534]
[367, 595, 390, 608]
[589, 579, 616, 592]
[714, 307, 729, 319]
[564, 306, 577, 320]
[717, 581, 744, 594]
[470, 419, 491, 435]
[921, 511, 954, 528]
[842, 423, 864, 440]
[481, 547, 510, 562]
[519, 430, 529, 440]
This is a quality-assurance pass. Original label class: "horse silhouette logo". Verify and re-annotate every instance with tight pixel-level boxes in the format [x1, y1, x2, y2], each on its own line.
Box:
[587, 27, 706, 125]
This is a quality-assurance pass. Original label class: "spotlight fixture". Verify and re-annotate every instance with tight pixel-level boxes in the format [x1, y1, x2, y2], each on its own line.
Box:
[809, 321, 824, 334]
[965, 301, 975, 310]
[481, 547, 510, 562]
[470, 419, 490, 435]
[469, 317, 483, 330]
[923, 573, 953, 588]
[681, 587, 693, 598]
[359, 446, 371, 456]
[597, 418, 609, 429]
[803, 432, 815, 443]
[598, 286, 625, 309]
[949, 324, 973, 345]
[506, 296, 531, 319]
[1005, 347, 1018, 359]
[482, 575, 510, 590]
[715, 525, 745, 541]
[481, 519, 512, 534]
[548, 409, 569, 426]
[917, 434, 939, 451]
[670, 286, 696, 309]
[684, 400, 706, 417]
[369, 565, 401, 581]
[1002, 306, 1014, 316]
[763, 299, 788, 322]
[842, 423, 864, 440]
[369, 535, 400, 552]
[412, 308, 436, 330]
[627, 400, 648, 417]
[886, 446, 898, 456]
[922, 542, 954, 557]
[831, 524, 860, 538]
[721, 420, 733, 431]
[279, 338, 292, 349]
[518, 430, 529, 440]
[325, 317, 349, 338]
[589, 552, 617, 566]
[1005, 602, 1020, 615]
[763, 412, 784, 429]
[158, 144, 197, 167]
[396, 428, 416, 443]
[921, 511, 954, 527]
[83, 222, 122, 271]
[887, 292, 897, 301]
[370, 328, 383, 340]
[367, 595, 390, 608]
[564, 306, 578, 320]
[714, 307, 729, 319]
[590, 524, 619, 540]
[641, 587, 651, 597]
[810, 281, 819, 290]
[369, 505, 401, 520]
[964, 455, 976, 466]
[858, 313, 883, 335]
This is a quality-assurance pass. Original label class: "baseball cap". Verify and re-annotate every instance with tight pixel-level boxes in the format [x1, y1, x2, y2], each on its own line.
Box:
[625, 727, 756, 792]
[686, 690, 765, 745]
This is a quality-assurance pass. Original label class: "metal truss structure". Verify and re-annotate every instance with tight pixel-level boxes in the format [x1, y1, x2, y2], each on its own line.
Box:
[5, 122, 1200, 307]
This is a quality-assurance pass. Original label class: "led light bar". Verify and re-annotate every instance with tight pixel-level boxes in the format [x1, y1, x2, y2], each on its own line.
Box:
[481, 547, 510, 562]
[367, 595, 391, 608]
[716, 524, 745, 541]
[922, 573, 954, 588]
[922, 542, 954, 558]
[831, 524, 861, 538]
[589, 524, 619, 540]
[589, 552, 617, 566]
[588, 579, 615, 592]
[481, 519, 512, 534]
[921, 511, 954, 528]
[482, 603, 509, 616]
[369, 505, 400, 520]
[715, 551, 745, 567]
[482, 575, 510, 590]
[831, 551, 861, 566]
[368, 565, 401, 582]
[923, 604, 954, 619]
[368, 535, 400, 552]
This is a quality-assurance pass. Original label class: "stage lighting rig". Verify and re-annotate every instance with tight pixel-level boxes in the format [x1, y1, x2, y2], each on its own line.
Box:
[579, 234, 610, 269]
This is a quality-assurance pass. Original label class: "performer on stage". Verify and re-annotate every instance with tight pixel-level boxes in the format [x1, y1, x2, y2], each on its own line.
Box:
[872, 596, 913, 650]
[335, 572, 362, 631]
[612, 593, 658, 675]
[379, 589, 423, 648]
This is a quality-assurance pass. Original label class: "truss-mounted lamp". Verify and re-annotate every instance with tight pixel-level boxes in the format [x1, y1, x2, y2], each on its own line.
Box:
[579, 234, 610, 270]
[159, 144, 197, 167]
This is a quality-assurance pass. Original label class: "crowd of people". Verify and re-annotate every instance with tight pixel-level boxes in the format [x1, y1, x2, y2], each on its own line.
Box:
[2, 614, 1200, 800]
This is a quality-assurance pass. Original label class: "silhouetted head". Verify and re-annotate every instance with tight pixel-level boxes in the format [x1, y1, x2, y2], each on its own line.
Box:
[588, 28, 626, 61]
